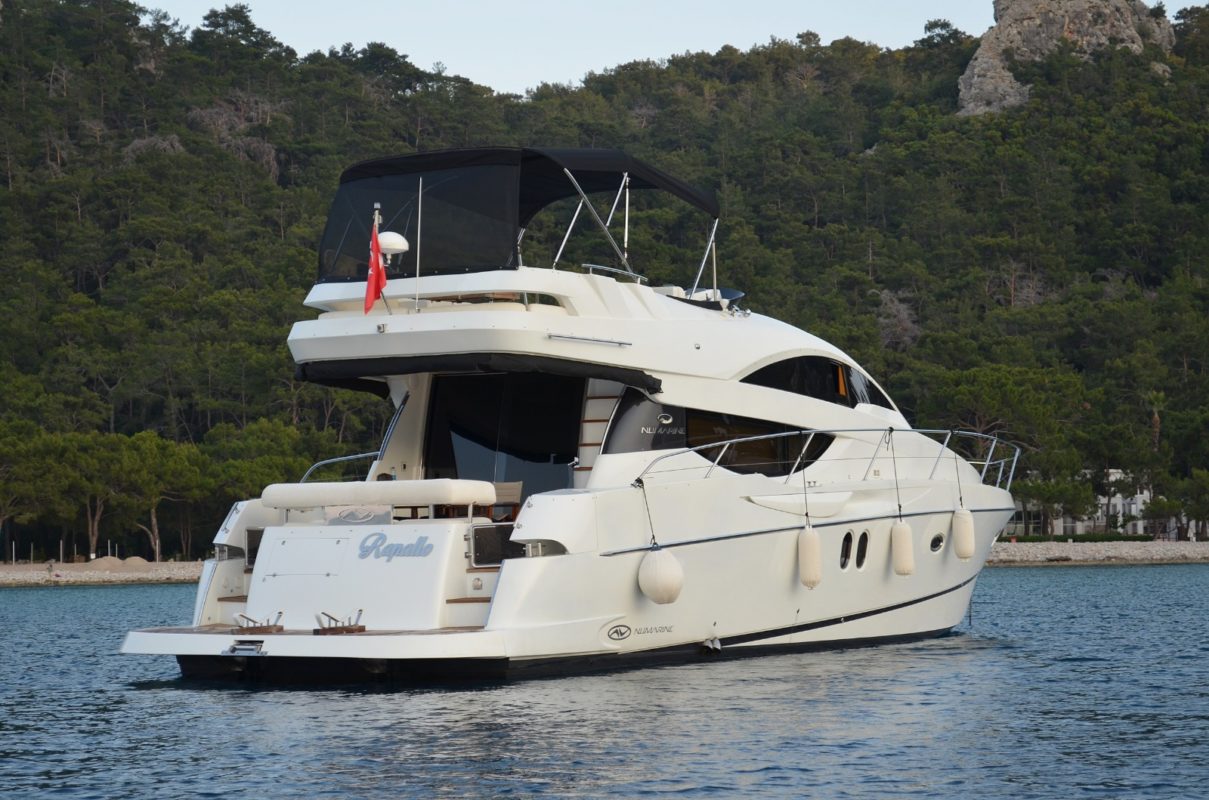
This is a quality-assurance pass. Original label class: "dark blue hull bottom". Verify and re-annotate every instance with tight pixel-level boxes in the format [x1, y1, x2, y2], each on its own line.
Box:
[176, 626, 955, 684]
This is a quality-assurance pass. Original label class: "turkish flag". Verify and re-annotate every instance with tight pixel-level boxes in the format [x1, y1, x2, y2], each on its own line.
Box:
[363, 220, 385, 314]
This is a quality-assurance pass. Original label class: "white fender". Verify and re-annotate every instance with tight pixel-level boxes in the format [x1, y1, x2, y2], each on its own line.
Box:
[638, 547, 684, 604]
[952, 508, 976, 560]
[797, 524, 822, 588]
[891, 520, 915, 576]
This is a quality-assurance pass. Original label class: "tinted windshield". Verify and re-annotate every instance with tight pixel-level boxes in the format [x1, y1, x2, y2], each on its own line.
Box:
[318, 164, 520, 282]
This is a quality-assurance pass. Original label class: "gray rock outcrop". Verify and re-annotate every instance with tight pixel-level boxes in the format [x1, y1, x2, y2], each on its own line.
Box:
[958, 0, 1175, 116]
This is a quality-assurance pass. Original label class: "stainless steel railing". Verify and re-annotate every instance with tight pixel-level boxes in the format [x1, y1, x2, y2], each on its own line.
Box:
[300, 451, 380, 483]
[634, 427, 1020, 491]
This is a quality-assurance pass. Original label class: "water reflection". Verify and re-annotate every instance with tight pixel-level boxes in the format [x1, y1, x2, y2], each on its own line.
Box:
[2, 568, 1208, 797]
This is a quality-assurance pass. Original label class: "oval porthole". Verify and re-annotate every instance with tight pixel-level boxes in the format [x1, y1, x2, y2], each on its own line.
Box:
[856, 531, 869, 569]
[930, 533, 945, 552]
[840, 531, 853, 569]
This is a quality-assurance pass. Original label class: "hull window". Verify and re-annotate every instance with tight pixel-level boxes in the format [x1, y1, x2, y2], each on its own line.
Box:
[856, 530, 869, 569]
[602, 389, 833, 477]
[840, 531, 854, 569]
[423, 373, 584, 500]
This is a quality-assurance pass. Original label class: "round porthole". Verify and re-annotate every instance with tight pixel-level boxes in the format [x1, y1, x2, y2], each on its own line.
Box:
[856, 531, 869, 569]
[930, 533, 945, 552]
[840, 531, 853, 569]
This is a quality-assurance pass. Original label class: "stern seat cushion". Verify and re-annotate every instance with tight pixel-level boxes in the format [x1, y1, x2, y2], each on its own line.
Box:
[261, 479, 496, 510]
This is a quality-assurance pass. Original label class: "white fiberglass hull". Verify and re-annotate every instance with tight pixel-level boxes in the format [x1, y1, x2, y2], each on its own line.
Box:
[122, 484, 1011, 682]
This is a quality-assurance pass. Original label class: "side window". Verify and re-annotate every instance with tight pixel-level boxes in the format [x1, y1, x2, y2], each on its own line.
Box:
[741, 356, 895, 411]
[685, 410, 832, 477]
[602, 390, 834, 477]
[847, 368, 895, 410]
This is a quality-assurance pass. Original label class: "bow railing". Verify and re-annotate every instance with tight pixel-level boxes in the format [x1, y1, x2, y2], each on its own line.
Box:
[633, 427, 1020, 491]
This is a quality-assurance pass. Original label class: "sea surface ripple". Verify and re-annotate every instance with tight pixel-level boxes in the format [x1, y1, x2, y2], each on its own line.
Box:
[1, 565, 1206, 798]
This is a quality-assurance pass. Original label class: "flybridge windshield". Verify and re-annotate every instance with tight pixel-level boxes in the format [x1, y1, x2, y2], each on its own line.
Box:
[316, 147, 720, 284]
[319, 165, 519, 282]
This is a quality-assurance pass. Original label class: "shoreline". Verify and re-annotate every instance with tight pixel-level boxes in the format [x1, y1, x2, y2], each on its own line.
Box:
[0, 558, 204, 588]
[1, 541, 1206, 588]
[987, 540, 1209, 566]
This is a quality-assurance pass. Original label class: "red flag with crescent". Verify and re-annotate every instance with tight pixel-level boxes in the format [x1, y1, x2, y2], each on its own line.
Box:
[364, 214, 385, 314]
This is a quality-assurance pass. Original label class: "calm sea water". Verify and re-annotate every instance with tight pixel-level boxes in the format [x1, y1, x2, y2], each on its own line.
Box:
[1, 565, 1207, 799]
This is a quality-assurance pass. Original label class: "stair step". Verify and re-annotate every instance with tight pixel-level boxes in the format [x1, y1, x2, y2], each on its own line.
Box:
[446, 597, 491, 604]
[217, 595, 248, 602]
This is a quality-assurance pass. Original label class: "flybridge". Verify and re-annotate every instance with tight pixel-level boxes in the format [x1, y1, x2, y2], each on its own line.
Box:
[317, 146, 720, 286]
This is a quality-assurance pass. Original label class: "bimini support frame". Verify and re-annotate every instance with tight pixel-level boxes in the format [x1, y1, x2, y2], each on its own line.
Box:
[562, 168, 634, 274]
[689, 217, 720, 298]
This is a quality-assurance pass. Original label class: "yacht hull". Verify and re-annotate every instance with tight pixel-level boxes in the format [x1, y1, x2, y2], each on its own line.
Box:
[129, 545, 986, 683]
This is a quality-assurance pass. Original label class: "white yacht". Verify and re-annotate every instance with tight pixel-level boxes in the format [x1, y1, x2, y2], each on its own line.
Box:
[123, 147, 1018, 681]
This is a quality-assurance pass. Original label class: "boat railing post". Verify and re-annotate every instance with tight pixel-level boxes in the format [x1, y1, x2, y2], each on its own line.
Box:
[704, 442, 731, 479]
[1007, 446, 1020, 490]
[862, 430, 888, 481]
[783, 431, 817, 485]
[980, 438, 997, 482]
[928, 430, 953, 480]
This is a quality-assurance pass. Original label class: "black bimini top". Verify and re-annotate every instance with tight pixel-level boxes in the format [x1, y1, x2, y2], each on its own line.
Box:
[318, 147, 718, 283]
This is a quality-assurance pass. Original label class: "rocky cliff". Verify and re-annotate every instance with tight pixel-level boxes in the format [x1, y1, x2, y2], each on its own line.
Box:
[957, 0, 1175, 115]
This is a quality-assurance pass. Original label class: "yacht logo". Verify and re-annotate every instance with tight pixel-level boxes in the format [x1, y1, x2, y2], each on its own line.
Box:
[607, 624, 632, 641]
[337, 507, 378, 523]
[657, 413, 674, 425]
[358, 532, 433, 561]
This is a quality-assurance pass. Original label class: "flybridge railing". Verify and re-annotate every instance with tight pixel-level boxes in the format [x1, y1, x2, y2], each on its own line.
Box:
[633, 427, 1021, 492]
[300, 451, 379, 483]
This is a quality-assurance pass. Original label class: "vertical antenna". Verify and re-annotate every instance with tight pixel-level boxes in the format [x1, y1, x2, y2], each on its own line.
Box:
[414, 176, 422, 312]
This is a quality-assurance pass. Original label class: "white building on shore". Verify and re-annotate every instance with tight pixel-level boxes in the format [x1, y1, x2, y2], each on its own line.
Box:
[1008, 470, 1182, 539]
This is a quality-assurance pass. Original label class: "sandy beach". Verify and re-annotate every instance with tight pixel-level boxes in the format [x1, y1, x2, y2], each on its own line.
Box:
[1, 540, 1207, 587]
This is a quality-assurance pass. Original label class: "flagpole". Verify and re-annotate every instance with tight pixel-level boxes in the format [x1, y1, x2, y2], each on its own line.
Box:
[374, 204, 394, 315]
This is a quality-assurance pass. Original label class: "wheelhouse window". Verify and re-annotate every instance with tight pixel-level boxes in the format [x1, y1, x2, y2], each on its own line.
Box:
[602, 389, 832, 477]
[424, 372, 584, 501]
[741, 356, 894, 410]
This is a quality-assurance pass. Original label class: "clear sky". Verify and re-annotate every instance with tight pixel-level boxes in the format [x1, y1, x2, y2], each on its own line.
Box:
[144, 0, 1200, 96]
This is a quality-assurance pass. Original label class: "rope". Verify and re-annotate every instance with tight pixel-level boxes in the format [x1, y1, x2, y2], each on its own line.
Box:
[954, 444, 965, 509]
[801, 459, 812, 526]
[637, 479, 658, 548]
[889, 427, 903, 520]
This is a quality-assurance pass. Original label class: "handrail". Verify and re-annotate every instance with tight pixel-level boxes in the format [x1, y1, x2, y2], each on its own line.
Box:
[633, 427, 1021, 492]
[300, 451, 380, 483]
[579, 262, 648, 283]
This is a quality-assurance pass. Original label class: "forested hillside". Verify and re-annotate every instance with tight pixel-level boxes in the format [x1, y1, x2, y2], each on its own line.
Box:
[3, 1, 1209, 559]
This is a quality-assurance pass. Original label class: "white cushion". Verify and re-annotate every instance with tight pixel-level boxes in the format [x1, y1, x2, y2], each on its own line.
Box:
[261, 479, 496, 510]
